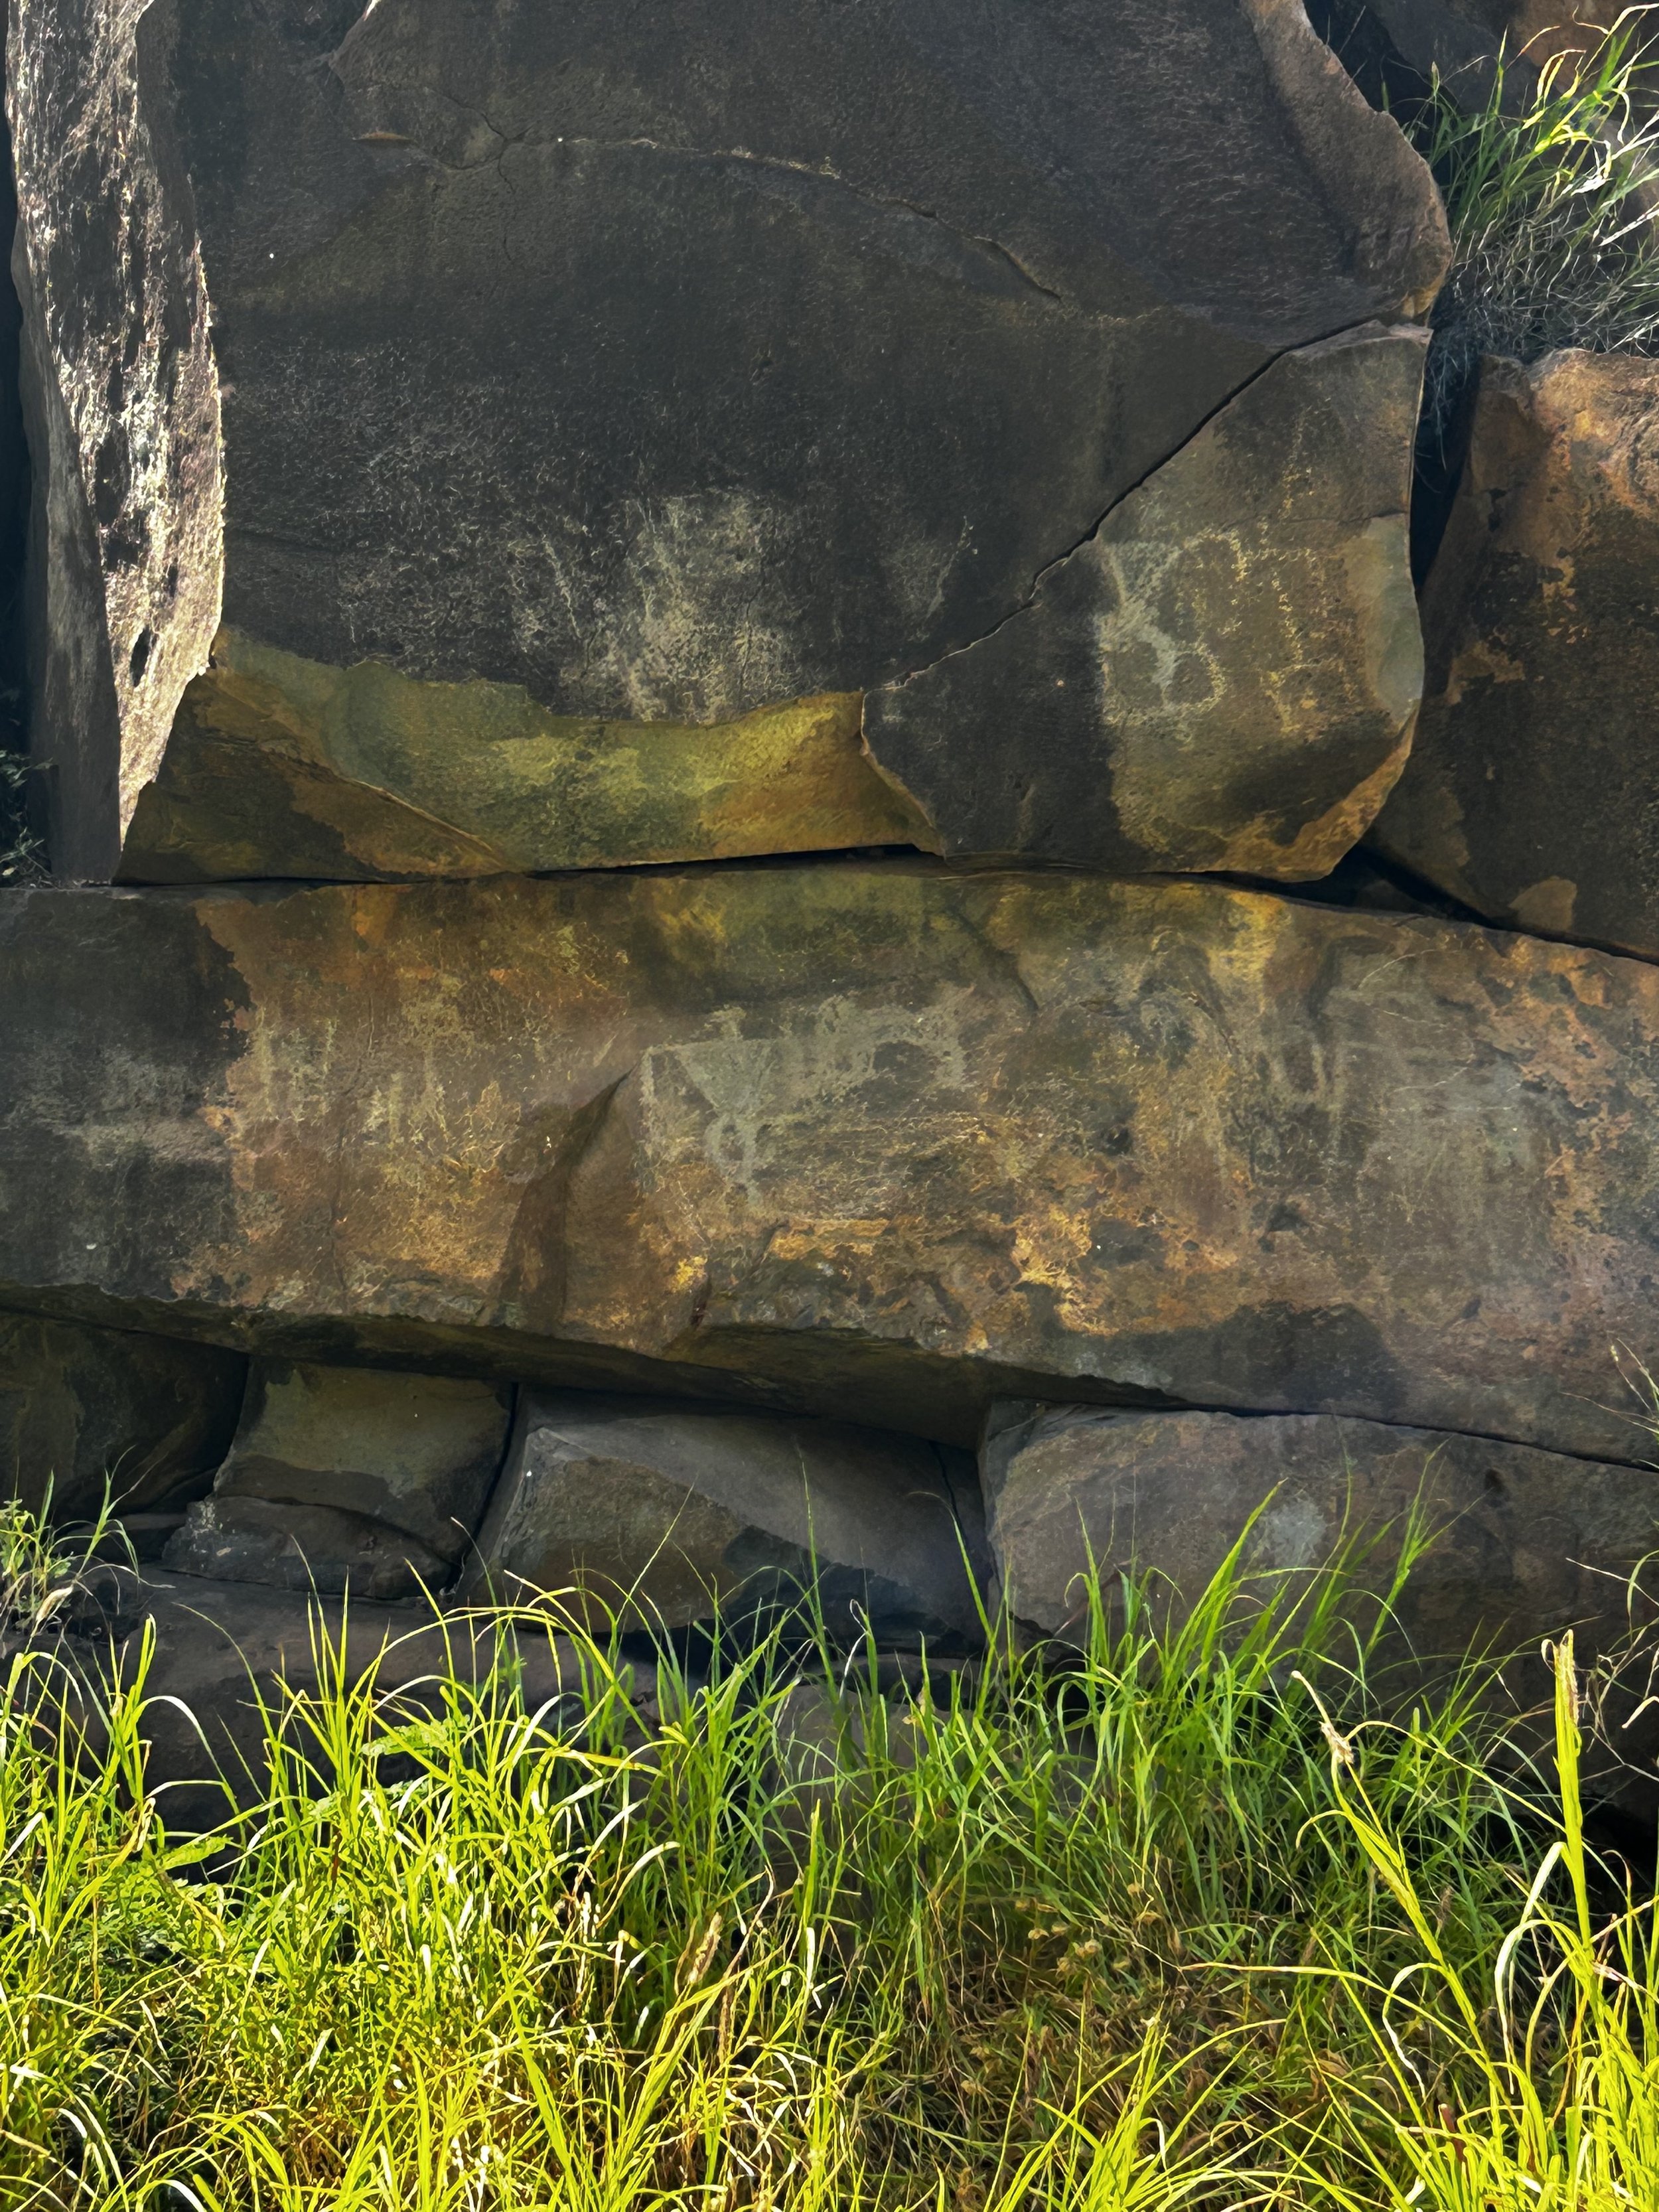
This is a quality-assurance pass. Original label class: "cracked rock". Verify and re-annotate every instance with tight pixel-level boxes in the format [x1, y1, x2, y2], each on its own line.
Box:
[983, 1400, 1659, 1676]
[1, 863, 1657, 1461]
[863, 324, 1428, 877]
[10, 0, 1445, 881]
[208, 1361, 514, 1563]
[1372, 352, 1659, 962]
[463, 1391, 989, 1649]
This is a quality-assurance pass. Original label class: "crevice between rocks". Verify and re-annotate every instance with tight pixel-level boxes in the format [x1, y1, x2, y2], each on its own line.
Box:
[0, 83, 31, 884]
[871, 312, 1409, 702]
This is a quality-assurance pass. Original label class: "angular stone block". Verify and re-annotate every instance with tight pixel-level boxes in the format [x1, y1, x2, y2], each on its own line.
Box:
[2, 866, 1658, 1461]
[464, 1392, 987, 1649]
[864, 323, 1427, 877]
[211, 1362, 512, 1563]
[0, 1310, 244, 1520]
[983, 1402, 1659, 1660]
[1372, 352, 1659, 960]
[163, 1493, 450, 1603]
[11, 0, 1445, 881]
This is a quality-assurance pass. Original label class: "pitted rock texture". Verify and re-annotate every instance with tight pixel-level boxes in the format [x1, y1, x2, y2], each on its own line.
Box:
[1372, 352, 1659, 962]
[463, 1390, 987, 1648]
[7, 0, 224, 881]
[0, 1310, 244, 1518]
[211, 1361, 512, 1563]
[983, 1400, 1659, 1662]
[1, 865, 1658, 1458]
[11, 0, 1445, 881]
[865, 323, 1427, 876]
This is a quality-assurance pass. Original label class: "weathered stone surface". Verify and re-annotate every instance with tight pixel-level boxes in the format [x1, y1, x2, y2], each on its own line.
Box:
[11, 0, 1446, 881]
[983, 1402, 1659, 1662]
[2, 864, 1658, 1459]
[121, 642, 932, 883]
[7, 0, 223, 882]
[863, 323, 1428, 877]
[463, 1391, 987, 1647]
[0, 1309, 244, 1518]
[38, 1572, 598, 1810]
[1372, 352, 1659, 961]
[212, 1361, 511, 1562]
[163, 1492, 451, 1599]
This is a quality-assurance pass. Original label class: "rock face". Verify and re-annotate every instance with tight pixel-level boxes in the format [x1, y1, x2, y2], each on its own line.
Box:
[163, 1493, 451, 1601]
[0, 1310, 244, 1518]
[9, 0, 1445, 882]
[984, 1402, 1659, 1658]
[208, 1361, 512, 1565]
[121, 656, 932, 884]
[863, 323, 1428, 877]
[1372, 352, 1659, 962]
[39, 1572, 594, 1810]
[1, 865, 1658, 1463]
[465, 1391, 986, 1647]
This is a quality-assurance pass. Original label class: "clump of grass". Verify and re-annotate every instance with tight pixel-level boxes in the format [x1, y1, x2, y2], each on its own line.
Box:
[1406, 11, 1659, 449]
[0, 739, 41, 885]
[0, 1480, 125, 1633]
[1303, 1635, 1659, 2208]
[0, 1495, 1650, 2210]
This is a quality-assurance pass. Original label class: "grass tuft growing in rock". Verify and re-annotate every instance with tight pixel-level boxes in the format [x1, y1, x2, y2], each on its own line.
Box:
[0, 1512, 1656, 2209]
[0, 743, 41, 885]
[1407, 12, 1659, 451]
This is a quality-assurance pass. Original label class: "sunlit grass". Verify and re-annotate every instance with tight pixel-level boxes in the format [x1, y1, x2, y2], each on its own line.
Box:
[1405, 9, 1659, 445]
[0, 1503, 1653, 2209]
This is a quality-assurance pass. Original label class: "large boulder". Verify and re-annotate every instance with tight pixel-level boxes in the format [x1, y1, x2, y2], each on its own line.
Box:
[983, 1402, 1659, 1659]
[1, 865, 1658, 1459]
[208, 1361, 512, 1563]
[862, 323, 1427, 877]
[463, 1391, 987, 1648]
[9, 0, 1445, 883]
[0, 1309, 244, 1518]
[1372, 352, 1659, 959]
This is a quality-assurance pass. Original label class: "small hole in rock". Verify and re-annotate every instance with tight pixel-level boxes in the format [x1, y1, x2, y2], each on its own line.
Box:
[129, 627, 154, 685]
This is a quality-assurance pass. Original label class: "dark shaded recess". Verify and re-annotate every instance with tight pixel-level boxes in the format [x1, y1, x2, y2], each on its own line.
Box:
[1409, 352, 1481, 583]
[1222, 844, 1487, 924]
[1304, 1, 1493, 581]
[0, 85, 31, 881]
[1303, 0, 1439, 115]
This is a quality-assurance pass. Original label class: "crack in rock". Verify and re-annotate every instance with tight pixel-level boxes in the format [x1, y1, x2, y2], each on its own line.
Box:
[875, 315, 1404, 698]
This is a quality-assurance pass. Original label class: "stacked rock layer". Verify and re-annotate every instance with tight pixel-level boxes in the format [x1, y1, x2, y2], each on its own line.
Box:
[1, 0, 1656, 1680]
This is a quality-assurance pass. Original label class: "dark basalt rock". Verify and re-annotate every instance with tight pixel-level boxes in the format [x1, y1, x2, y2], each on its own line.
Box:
[163, 1492, 453, 1601]
[983, 1402, 1659, 1662]
[0, 1309, 244, 1518]
[211, 1361, 512, 1564]
[1372, 352, 1659, 963]
[863, 323, 1427, 878]
[0, 865, 1657, 1463]
[463, 1390, 988, 1649]
[10, 0, 1446, 881]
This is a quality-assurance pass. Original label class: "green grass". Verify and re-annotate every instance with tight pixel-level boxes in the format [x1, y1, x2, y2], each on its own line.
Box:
[1404, 13, 1659, 446]
[0, 1510, 1654, 2210]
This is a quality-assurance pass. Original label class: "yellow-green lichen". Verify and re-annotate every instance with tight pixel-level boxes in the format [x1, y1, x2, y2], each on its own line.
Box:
[121, 629, 938, 881]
